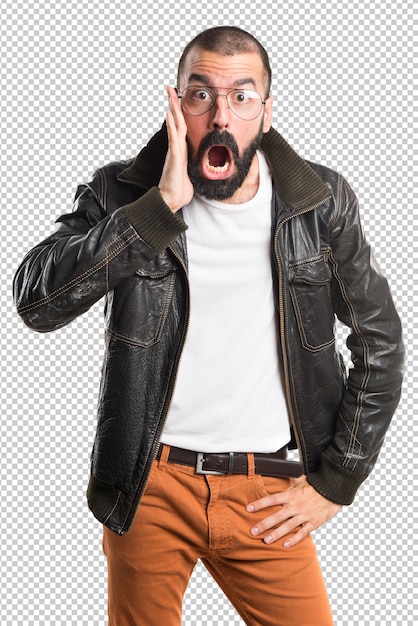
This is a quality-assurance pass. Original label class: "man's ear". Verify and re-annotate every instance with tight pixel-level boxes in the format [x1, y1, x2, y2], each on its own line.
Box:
[262, 95, 273, 133]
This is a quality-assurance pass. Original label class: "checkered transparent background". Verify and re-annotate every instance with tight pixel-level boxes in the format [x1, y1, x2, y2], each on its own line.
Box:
[1, 1, 416, 624]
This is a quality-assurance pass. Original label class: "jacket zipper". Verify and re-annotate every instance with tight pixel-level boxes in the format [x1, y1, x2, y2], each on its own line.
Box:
[123, 240, 190, 532]
[273, 199, 330, 469]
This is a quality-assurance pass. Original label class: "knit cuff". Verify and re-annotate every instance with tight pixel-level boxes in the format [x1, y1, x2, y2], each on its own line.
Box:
[123, 186, 187, 253]
[307, 453, 368, 505]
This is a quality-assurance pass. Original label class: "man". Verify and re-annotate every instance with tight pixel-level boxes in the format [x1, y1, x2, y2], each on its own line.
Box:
[14, 26, 403, 625]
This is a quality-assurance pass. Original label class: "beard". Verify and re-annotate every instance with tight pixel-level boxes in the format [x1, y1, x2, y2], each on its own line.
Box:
[187, 123, 265, 201]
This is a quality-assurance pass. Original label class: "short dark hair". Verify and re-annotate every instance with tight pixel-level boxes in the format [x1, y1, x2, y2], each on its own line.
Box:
[177, 26, 272, 97]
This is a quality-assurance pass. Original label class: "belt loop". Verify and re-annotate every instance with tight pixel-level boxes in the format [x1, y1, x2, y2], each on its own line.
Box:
[158, 444, 170, 469]
[247, 453, 255, 477]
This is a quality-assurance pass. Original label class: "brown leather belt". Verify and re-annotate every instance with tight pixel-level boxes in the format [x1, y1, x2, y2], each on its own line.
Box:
[156, 445, 304, 478]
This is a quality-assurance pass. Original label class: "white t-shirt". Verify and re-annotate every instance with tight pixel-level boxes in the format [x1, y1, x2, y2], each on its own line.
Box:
[161, 151, 290, 453]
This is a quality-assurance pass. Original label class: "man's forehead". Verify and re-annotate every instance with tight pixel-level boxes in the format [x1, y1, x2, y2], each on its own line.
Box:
[179, 49, 265, 87]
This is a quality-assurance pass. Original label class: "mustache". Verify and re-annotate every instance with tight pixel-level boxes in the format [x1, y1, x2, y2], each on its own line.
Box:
[191, 130, 240, 160]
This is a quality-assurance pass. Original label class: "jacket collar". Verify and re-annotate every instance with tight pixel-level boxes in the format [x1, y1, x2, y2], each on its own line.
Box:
[260, 128, 331, 209]
[118, 124, 331, 210]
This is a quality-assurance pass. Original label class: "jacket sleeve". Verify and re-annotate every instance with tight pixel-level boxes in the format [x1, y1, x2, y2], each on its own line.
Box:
[307, 175, 404, 504]
[13, 172, 187, 333]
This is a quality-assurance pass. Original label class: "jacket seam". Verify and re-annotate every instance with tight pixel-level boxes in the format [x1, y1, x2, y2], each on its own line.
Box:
[17, 228, 137, 313]
[328, 258, 371, 470]
[103, 491, 122, 525]
[330, 174, 344, 230]
[273, 201, 313, 467]
[98, 168, 108, 213]
[288, 286, 335, 352]
[288, 253, 326, 267]
[288, 250, 335, 352]
[339, 411, 363, 465]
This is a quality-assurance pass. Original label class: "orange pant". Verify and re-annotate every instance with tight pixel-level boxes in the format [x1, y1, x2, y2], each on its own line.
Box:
[102, 445, 334, 625]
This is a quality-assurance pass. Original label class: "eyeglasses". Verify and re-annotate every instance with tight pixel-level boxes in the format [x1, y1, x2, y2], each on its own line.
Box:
[179, 86, 267, 121]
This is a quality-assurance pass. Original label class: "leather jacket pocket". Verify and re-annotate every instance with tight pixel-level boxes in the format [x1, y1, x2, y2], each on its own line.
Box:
[106, 266, 177, 347]
[288, 252, 335, 351]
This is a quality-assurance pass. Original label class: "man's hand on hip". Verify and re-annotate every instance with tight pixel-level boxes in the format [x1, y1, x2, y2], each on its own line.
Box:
[158, 86, 194, 213]
[247, 475, 342, 547]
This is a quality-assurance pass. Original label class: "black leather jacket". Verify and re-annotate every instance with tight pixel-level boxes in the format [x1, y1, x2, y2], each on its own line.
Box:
[14, 125, 404, 535]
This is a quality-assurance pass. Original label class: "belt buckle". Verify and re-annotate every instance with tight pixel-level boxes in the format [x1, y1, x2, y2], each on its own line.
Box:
[195, 452, 225, 475]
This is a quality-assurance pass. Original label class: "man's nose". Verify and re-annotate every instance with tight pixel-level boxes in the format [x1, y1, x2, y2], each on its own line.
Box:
[210, 94, 231, 129]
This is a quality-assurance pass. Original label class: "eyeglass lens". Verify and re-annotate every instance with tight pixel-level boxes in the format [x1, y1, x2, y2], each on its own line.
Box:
[180, 87, 263, 120]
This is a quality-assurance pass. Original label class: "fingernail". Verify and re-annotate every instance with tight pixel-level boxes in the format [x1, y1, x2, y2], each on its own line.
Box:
[247, 504, 255, 512]
[264, 535, 273, 544]
[250, 526, 259, 536]
[284, 540, 292, 548]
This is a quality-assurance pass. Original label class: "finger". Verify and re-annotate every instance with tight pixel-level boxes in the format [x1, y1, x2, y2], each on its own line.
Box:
[250, 509, 287, 537]
[280, 524, 312, 548]
[166, 86, 185, 127]
[165, 108, 185, 155]
[264, 524, 310, 547]
[166, 85, 178, 103]
[165, 107, 178, 147]
[259, 513, 310, 545]
[247, 492, 287, 513]
[164, 89, 178, 137]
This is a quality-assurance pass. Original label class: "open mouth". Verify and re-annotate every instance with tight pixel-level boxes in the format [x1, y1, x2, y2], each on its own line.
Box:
[203, 145, 234, 178]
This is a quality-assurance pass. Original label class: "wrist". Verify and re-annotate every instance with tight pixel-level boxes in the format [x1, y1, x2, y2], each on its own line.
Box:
[158, 187, 181, 213]
[123, 187, 187, 252]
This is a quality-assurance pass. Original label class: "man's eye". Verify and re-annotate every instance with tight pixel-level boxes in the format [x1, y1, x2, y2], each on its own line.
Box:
[232, 91, 249, 104]
[192, 89, 211, 101]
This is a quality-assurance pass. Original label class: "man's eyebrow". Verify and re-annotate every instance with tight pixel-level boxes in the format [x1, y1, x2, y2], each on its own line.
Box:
[187, 73, 256, 88]
[187, 73, 210, 84]
[233, 77, 257, 88]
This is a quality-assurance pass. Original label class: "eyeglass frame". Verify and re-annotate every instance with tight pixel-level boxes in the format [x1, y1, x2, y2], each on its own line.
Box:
[178, 85, 268, 121]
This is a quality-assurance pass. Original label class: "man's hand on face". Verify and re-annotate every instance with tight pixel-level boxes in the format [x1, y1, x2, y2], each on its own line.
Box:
[247, 475, 342, 548]
[158, 86, 194, 213]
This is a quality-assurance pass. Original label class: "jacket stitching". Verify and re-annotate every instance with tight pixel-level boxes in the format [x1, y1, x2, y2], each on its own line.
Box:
[135, 268, 174, 279]
[273, 200, 327, 470]
[98, 168, 108, 213]
[328, 175, 370, 467]
[106, 244, 110, 293]
[288, 252, 335, 352]
[288, 253, 325, 267]
[328, 256, 371, 469]
[103, 491, 122, 525]
[329, 175, 344, 230]
[17, 228, 137, 313]
[104, 229, 129, 293]
[338, 412, 363, 470]
[289, 286, 336, 352]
